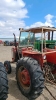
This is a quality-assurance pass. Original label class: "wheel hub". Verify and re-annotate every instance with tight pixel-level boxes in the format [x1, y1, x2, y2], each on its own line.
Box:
[4, 64, 8, 72]
[20, 69, 30, 85]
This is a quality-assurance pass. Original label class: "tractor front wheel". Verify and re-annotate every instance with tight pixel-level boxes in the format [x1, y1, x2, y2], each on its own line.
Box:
[16, 57, 44, 99]
[4, 61, 12, 74]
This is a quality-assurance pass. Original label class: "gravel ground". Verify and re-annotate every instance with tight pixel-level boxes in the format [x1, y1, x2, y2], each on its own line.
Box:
[0, 46, 56, 100]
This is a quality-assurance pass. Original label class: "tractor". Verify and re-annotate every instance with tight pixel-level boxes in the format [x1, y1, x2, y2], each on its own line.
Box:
[4, 26, 56, 99]
[0, 62, 8, 100]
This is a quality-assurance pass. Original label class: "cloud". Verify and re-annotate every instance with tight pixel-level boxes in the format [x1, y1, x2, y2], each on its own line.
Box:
[45, 14, 54, 23]
[26, 14, 54, 29]
[0, 21, 5, 27]
[44, 14, 54, 26]
[0, 0, 28, 38]
[0, 0, 55, 39]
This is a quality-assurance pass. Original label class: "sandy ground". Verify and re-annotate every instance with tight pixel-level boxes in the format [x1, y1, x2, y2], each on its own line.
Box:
[0, 46, 56, 100]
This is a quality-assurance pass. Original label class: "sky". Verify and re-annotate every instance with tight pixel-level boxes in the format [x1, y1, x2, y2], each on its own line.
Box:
[0, 0, 56, 38]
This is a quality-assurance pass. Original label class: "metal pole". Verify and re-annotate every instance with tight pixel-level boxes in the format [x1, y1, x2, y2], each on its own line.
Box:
[48, 31, 50, 40]
[44, 32, 46, 48]
[51, 31, 53, 40]
[28, 31, 30, 45]
[41, 28, 43, 53]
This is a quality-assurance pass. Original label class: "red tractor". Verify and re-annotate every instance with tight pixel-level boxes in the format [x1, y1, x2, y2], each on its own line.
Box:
[4, 26, 56, 99]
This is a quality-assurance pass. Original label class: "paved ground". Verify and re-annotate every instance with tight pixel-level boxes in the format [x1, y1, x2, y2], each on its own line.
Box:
[0, 46, 56, 100]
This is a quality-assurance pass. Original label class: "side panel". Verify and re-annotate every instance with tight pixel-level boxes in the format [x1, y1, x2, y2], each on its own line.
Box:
[22, 50, 44, 67]
[46, 51, 56, 64]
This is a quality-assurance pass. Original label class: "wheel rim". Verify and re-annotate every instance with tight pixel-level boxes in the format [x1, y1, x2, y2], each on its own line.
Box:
[4, 64, 8, 72]
[18, 66, 31, 90]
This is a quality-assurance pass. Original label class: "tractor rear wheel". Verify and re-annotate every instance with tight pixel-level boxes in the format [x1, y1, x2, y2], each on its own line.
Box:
[0, 62, 8, 100]
[4, 61, 12, 74]
[16, 57, 44, 99]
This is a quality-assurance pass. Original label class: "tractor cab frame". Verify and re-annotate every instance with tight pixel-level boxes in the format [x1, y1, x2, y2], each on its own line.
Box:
[18, 27, 56, 67]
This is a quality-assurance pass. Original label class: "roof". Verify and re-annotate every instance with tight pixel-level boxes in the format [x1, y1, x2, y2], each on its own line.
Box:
[19, 26, 56, 33]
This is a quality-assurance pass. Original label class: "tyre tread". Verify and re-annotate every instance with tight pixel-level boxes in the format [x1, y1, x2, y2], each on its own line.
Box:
[16, 57, 44, 99]
[0, 62, 8, 100]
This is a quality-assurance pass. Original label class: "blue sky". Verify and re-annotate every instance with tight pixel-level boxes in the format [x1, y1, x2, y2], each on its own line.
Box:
[0, 0, 56, 38]
[24, 0, 56, 25]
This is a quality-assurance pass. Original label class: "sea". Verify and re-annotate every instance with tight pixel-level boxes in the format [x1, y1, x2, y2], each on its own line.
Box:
[0, 38, 19, 42]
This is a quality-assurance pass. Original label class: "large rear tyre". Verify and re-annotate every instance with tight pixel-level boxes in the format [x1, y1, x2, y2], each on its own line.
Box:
[0, 62, 8, 100]
[4, 61, 12, 74]
[16, 57, 44, 99]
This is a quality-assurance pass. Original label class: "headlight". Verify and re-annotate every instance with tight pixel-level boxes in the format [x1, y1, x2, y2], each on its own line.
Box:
[43, 55, 46, 59]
